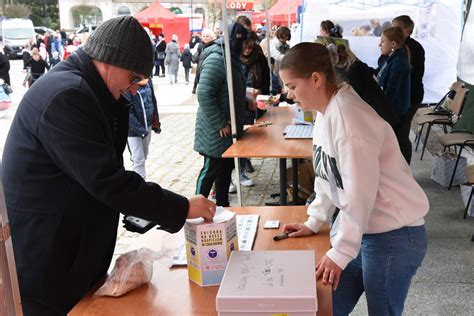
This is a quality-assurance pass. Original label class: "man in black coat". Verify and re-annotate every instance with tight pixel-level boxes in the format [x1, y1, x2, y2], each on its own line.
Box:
[393, 15, 425, 163]
[0, 39, 11, 85]
[2, 16, 215, 315]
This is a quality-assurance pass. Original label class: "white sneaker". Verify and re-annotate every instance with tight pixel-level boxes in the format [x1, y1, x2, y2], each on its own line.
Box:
[229, 182, 237, 193]
[240, 173, 254, 187]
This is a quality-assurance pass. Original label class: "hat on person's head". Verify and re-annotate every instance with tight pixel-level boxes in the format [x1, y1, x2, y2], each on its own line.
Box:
[83, 16, 153, 77]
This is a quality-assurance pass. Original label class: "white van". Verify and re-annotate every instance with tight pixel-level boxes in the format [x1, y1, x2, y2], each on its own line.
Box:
[0, 18, 35, 59]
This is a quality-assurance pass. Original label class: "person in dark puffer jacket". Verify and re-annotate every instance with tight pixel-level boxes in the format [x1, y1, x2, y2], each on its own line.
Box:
[194, 23, 247, 207]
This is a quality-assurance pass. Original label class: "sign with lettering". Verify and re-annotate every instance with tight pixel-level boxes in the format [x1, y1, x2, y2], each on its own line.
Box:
[226, 1, 254, 10]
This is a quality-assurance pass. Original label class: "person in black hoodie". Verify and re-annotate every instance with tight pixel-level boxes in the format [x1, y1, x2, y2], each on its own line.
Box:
[2, 16, 215, 315]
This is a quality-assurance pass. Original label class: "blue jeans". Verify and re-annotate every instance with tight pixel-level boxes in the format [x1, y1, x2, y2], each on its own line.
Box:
[333, 225, 427, 316]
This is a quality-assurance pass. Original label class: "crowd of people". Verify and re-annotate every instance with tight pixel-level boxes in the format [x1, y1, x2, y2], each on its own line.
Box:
[1, 13, 429, 316]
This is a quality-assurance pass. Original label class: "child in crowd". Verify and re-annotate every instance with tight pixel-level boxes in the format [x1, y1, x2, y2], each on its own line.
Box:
[50, 51, 61, 68]
[25, 48, 49, 87]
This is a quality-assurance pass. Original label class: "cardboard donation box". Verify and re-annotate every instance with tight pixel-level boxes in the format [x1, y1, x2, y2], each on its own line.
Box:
[431, 152, 466, 187]
[184, 208, 238, 286]
[216, 250, 317, 316]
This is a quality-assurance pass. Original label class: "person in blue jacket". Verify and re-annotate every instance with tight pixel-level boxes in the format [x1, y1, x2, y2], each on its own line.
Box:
[124, 78, 161, 179]
[376, 26, 411, 163]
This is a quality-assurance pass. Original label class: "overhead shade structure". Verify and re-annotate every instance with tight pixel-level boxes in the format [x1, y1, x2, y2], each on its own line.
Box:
[253, 0, 303, 25]
[135, 0, 190, 49]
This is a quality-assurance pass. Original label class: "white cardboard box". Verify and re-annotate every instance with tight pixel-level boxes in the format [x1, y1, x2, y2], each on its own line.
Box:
[184, 213, 238, 286]
[216, 250, 317, 315]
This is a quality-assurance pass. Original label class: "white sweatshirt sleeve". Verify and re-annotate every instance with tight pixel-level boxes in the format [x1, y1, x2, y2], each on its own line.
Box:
[305, 187, 336, 233]
[326, 136, 380, 270]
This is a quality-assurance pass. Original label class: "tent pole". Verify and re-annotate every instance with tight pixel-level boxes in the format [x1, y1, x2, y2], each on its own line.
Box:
[288, 0, 291, 27]
[221, 0, 243, 207]
[265, 0, 272, 95]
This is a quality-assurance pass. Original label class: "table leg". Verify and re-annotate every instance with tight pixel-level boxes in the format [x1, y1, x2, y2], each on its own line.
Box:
[279, 158, 287, 205]
[292, 158, 299, 204]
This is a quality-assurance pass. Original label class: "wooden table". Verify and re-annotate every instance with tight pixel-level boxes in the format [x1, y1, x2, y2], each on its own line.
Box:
[223, 107, 312, 205]
[70, 206, 332, 315]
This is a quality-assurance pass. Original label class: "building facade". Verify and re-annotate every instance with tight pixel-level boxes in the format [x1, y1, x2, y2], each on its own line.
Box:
[58, 0, 210, 30]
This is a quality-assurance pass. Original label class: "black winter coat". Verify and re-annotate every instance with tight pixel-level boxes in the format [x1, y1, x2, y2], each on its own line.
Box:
[181, 49, 193, 68]
[406, 36, 425, 105]
[2, 48, 189, 314]
[0, 52, 10, 85]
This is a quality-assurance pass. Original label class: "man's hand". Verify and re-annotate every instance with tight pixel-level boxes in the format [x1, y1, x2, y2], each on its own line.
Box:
[316, 255, 342, 291]
[187, 195, 216, 222]
[219, 124, 231, 138]
[281, 223, 315, 237]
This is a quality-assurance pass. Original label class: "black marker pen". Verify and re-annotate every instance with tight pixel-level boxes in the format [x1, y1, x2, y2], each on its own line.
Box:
[273, 230, 296, 241]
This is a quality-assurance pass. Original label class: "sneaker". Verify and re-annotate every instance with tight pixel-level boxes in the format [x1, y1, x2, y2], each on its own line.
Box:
[240, 173, 254, 187]
[229, 182, 237, 193]
[210, 190, 216, 200]
[245, 160, 255, 173]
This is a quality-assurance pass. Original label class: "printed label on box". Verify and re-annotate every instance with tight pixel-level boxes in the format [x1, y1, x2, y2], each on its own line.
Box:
[185, 213, 238, 286]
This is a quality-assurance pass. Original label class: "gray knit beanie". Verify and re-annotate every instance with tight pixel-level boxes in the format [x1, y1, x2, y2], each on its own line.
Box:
[83, 16, 153, 77]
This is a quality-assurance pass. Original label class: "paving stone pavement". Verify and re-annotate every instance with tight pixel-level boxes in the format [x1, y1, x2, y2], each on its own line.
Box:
[116, 113, 283, 256]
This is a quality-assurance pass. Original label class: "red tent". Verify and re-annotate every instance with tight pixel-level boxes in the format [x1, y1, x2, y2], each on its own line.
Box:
[135, 0, 190, 50]
[253, 0, 303, 26]
[135, 0, 177, 24]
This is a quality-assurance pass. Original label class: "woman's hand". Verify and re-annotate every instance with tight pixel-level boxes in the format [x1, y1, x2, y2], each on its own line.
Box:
[219, 124, 231, 138]
[316, 255, 342, 291]
[281, 223, 315, 237]
[187, 195, 216, 222]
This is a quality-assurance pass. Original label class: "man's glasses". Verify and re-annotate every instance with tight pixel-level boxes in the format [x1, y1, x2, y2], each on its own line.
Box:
[129, 71, 147, 85]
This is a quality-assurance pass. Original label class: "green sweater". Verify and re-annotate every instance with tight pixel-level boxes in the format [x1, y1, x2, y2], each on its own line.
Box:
[194, 44, 246, 158]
